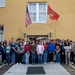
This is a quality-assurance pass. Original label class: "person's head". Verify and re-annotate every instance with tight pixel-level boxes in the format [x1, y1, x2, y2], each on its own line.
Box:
[38, 40, 42, 45]
[26, 41, 29, 45]
[56, 41, 59, 44]
[43, 41, 46, 45]
[64, 41, 70, 46]
[56, 46, 60, 50]
[7, 43, 10, 46]
[32, 40, 35, 44]
[73, 42, 75, 45]
[20, 42, 22, 46]
[50, 40, 53, 44]
[3, 40, 7, 45]
[11, 38, 14, 42]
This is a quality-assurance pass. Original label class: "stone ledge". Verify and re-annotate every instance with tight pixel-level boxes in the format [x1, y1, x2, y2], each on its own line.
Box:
[69, 64, 75, 69]
[0, 64, 5, 68]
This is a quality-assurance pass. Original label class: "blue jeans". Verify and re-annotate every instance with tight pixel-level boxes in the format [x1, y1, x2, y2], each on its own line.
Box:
[32, 53, 36, 64]
[22, 53, 25, 63]
[56, 53, 60, 63]
[38, 54, 42, 64]
[0, 54, 2, 65]
[11, 53, 15, 64]
[6, 55, 10, 64]
[25, 53, 30, 64]
[43, 50, 48, 64]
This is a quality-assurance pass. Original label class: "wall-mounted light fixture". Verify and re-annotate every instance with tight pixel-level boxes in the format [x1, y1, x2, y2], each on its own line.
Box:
[49, 32, 52, 37]
[24, 32, 26, 37]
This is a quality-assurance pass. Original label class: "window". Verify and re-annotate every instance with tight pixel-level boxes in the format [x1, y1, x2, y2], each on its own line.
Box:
[28, 3, 47, 23]
[0, 26, 4, 41]
[0, 0, 5, 7]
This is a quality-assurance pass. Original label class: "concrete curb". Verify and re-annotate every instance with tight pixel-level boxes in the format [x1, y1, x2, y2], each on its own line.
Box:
[69, 64, 75, 69]
[0, 64, 5, 68]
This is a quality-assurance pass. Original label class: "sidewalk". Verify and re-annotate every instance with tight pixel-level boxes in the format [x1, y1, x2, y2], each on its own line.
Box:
[0, 64, 5, 68]
[3, 63, 71, 75]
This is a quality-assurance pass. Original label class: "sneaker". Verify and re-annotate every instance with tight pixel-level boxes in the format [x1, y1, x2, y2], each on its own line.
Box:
[17, 63, 18, 65]
[20, 63, 22, 65]
[50, 62, 54, 64]
[10, 63, 11, 65]
[70, 62, 74, 64]
[6, 63, 8, 65]
[44, 63, 47, 64]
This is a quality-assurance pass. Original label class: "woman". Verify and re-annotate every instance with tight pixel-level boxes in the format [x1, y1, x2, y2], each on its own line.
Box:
[5, 43, 11, 65]
[43, 42, 48, 64]
[0, 42, 3, 65]
[24, 41, 30, 64]
[17, 42, 24, 65]
[31, 40, 36, 64]
[64, 41, 71, 65]
[71, 41, 75, 64]
[56, 45, 61, 63]
[36, 41, 44, 64]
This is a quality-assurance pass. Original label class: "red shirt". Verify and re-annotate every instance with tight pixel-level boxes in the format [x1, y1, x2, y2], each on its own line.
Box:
[24, 45, 30, 52]
[44, 44, 48, 50]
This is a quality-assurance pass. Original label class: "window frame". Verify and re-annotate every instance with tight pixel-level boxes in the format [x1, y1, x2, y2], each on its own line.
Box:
[0, 0, 5, 8]
[28, 2, 47, 23]
[0, 25, 4, 41]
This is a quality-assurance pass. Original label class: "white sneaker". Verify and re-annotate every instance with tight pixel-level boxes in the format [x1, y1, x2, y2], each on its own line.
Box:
[20, 63, 22, 65]
[50, 62, 54, 64]
[6, 63, 8, 65]
[17, 63, 18, 65]
[10, 63, 11, 65]
[44, 63, 47, 64]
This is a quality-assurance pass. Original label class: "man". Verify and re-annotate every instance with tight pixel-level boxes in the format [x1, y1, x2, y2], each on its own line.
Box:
[0, 42, 3, 65]
[48, 40, 55, 62]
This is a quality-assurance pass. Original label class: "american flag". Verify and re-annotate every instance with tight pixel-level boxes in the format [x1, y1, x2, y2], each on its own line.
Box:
[25, 6, 31, 27]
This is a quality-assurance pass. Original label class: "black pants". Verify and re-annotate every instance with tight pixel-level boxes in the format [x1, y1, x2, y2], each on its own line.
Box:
[48, 52, 53, 62]
[70, 52, 74, 62]
[17, 54, 23, 63]
[60, 51, 65, 64]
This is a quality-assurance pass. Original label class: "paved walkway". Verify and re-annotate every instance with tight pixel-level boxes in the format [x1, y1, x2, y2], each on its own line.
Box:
[3, 63, 71, 75]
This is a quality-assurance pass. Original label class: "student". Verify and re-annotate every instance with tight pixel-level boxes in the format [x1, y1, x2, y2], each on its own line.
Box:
[43, 42, 48, 64]
[60, 42, 65, 64]
[22, 39, 26, 63]
[10, 38, 16, 64]
[6, 43, 11, 65]
[15, 40, 19, 63]
[31, 40, 36, 64]
[64, 41, 71, 65]
[56, 45, 61, 63]
[48, 40, 55, 62]
[36, 41, 44, 64]
[17, 42, 24, 65]
[24, 41, 30, 64]
[71, 42, 75, 64]
[0, 42, 3, 65]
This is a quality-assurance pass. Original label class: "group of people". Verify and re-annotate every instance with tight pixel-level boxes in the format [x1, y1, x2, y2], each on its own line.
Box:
[0, 38, 75, 65]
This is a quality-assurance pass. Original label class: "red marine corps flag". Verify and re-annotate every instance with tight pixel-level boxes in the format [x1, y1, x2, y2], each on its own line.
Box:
[48, 5, 59, 21]
[25, 6, 31, 27]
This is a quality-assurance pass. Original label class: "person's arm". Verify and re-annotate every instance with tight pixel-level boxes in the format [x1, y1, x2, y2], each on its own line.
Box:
[53, 45, 56, 53]
[0, 50, 1, 54]
[42, 45, 44, 52]
[12, 46, 17, 52]
[69, 45, 71, 50]
[0, 47, 3, 54]
[36, 45, 39, 54]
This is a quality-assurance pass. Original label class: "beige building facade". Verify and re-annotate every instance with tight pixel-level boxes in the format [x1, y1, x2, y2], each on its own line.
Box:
[0, 0, 75, 41]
